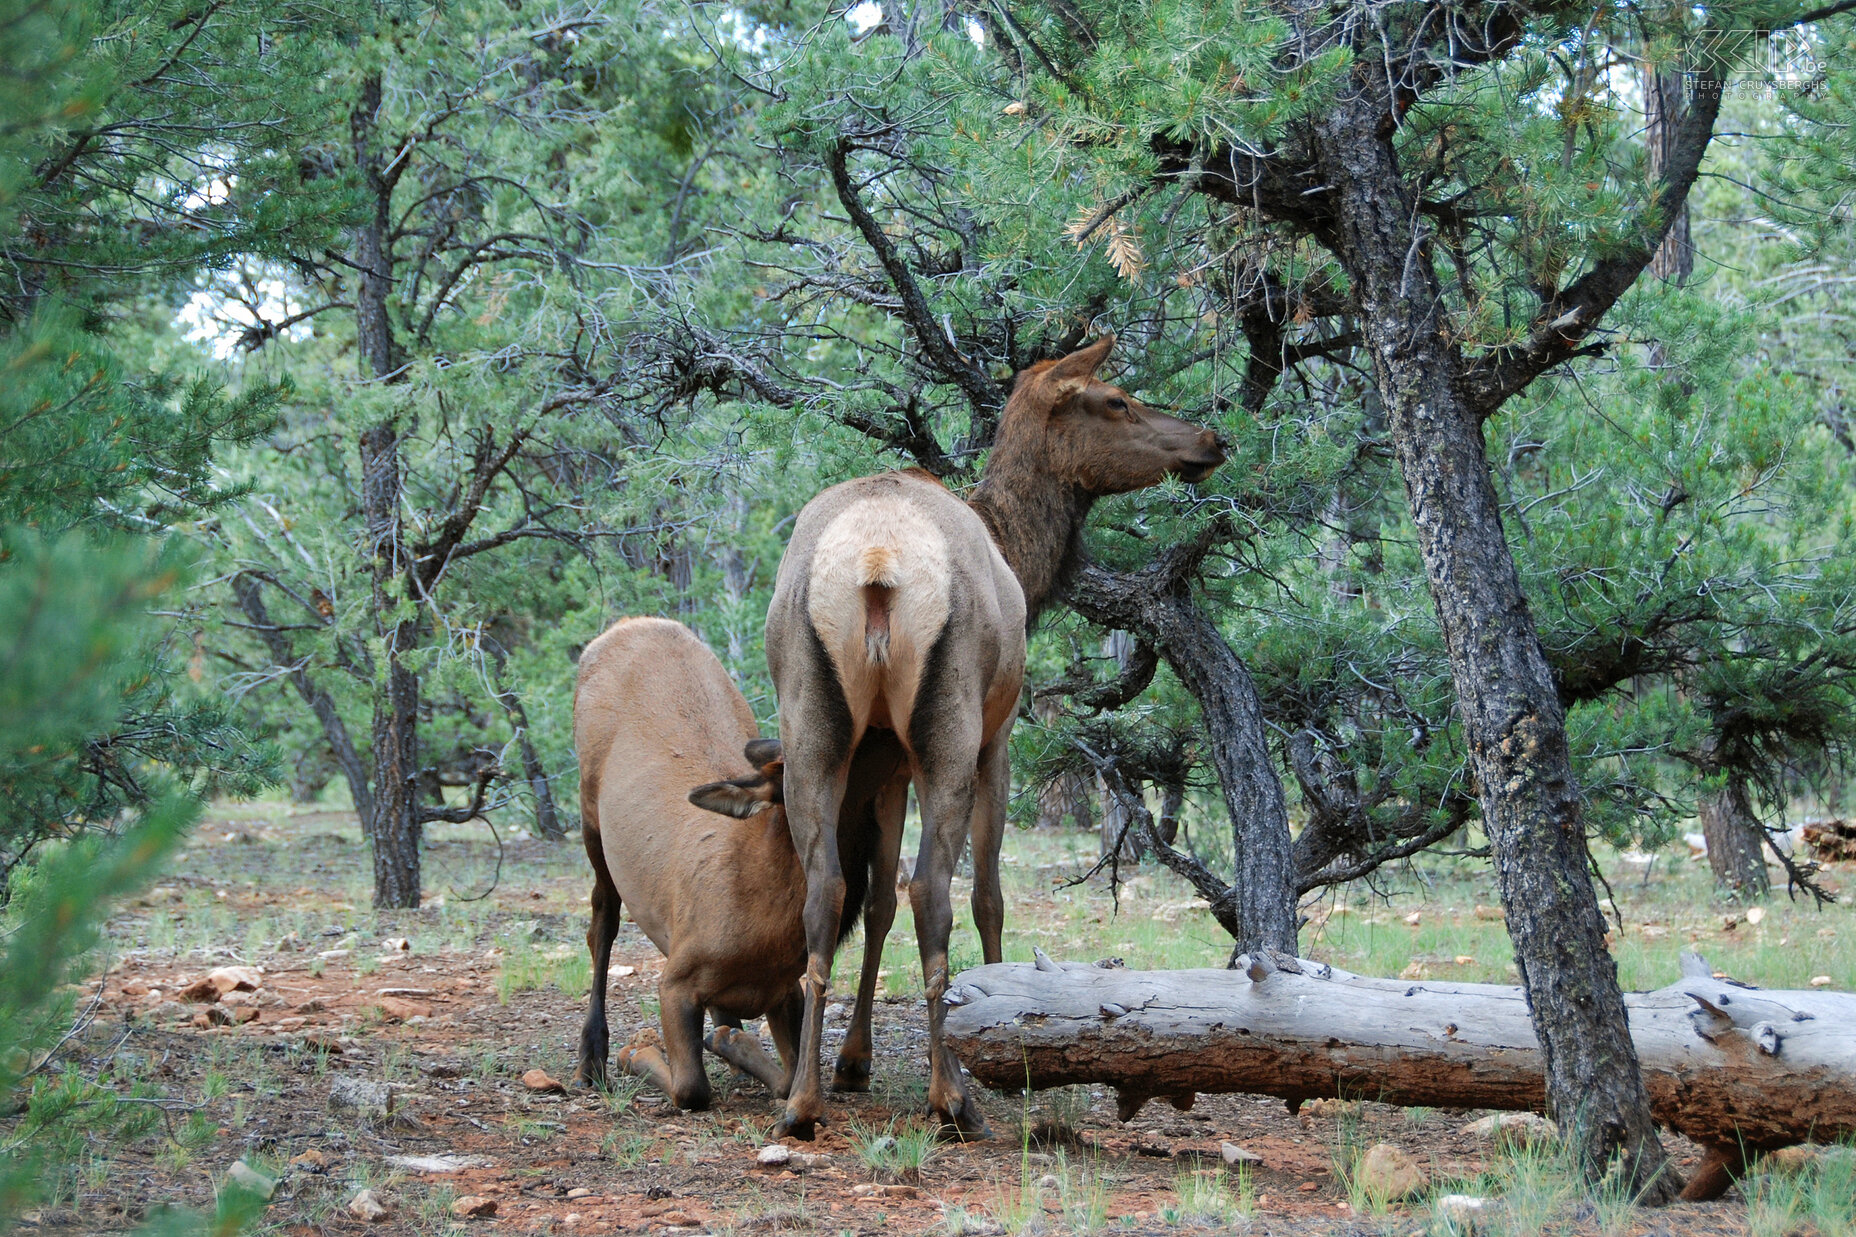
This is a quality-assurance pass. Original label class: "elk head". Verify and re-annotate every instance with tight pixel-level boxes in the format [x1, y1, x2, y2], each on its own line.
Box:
[688, 739, 785, 818]
[1001, 334, 1226, 495]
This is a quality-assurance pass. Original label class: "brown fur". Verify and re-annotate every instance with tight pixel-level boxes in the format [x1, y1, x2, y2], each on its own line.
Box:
[763, 336, 1225, 1138]
[570, 617, 901, 1109]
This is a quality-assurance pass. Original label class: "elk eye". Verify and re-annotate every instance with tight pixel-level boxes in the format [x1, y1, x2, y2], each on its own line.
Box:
[1106, 397, 1128, 413]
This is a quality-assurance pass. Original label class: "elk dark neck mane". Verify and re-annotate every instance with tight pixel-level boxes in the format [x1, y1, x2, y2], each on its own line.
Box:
[966, 406, 1094, 622]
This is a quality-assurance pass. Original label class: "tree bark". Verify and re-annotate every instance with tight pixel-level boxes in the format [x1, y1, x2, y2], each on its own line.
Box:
[1312, 83, 1676, 1197]
[351, 72, 425, 908]
[361, 421, 423, 909]
[943, 953, 1856, 1201]
[1097, 632, 1142, 861]
[229, 572, 374, 824]
[1032, 696, 1095, 832]
[1068, 558, 1298, 955]
[1700, 776, 1770, 898]
[1644, 68, 1693, 285]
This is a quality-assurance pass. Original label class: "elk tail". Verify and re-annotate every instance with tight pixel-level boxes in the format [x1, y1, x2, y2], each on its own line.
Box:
[858, 546, 898, 665]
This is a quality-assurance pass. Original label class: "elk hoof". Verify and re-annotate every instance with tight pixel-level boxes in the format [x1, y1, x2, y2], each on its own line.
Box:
[932, 1094, 991, 1141]
[774, 1112, 819, 1141]
[830, 1058, 872, 1092]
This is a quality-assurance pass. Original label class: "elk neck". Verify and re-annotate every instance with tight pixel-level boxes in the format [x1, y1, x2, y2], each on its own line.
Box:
[967, 450, 1095, 623]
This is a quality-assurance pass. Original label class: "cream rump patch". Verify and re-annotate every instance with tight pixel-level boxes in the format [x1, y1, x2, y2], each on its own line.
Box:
[805, 496, 952, 736]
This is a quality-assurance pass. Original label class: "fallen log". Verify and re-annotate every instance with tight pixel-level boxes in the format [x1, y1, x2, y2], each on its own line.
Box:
[942, 950, 1856, 1200]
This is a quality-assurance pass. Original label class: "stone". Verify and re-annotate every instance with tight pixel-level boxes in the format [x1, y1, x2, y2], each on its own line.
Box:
[566, 1187, 594, 1199]
[348, 1189, 389, 1222]
[372, 996, 433, 1021]
[225, 1160, 277, 1199]
[1435, 1194, 1493, 1231]
[201, 966, 262, 996]
[1460, 1112, 1557, 1148]
[521, 1068, 566, 1094]
[756, 1144, 791, 1166]
[328, 1076, 394, 1119]
[1221, 1142, 1263, 1167]
[1354, 1143, 1425, 1201]
[1811, 975, 1833, 987]
[385, 1154, 492, 1173]
[450, 1195, 499, 1219]
[788, 1152, 828, 1170]
[121, 978, 152, 997]
[1765, 1145, 1821, 1174]
[1473, 904, 1505, 922]
[1303, 1097, 1360, 1118]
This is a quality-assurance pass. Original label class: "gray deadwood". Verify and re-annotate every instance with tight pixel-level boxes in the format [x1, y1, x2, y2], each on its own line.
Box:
[943, 951, 1856, 1201]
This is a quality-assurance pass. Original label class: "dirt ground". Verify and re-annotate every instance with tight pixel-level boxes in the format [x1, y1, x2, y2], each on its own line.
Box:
[17, 805, 1823, 1236]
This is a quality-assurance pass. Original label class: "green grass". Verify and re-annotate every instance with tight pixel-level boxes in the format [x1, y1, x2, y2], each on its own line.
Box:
[849, 1115, 940, 1182]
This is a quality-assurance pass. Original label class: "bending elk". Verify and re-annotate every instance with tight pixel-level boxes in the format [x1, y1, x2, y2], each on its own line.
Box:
[767, 334, 1226, 1137]
[572, 617, 904, 1110]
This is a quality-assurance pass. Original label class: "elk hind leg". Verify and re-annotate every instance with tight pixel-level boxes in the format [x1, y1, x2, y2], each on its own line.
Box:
[835, 768, 906, 1092]
[909, 739, 990, 1138]
[968, 736, 1010, 965]
[573, 844, 622, 1088]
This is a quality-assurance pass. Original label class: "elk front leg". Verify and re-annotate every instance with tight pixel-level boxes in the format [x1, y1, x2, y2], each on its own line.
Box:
[911, 750, 990, 1139]
[968, 735, 1011, 965]
[573, 848, 622, 1088]
[835, 769, 907, 1091]
[766, 986, 803, 1098]
[648, 978, 711, 1112]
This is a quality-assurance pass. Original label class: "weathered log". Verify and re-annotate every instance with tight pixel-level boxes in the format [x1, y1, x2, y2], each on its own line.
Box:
[943, 952, 1856, 1200]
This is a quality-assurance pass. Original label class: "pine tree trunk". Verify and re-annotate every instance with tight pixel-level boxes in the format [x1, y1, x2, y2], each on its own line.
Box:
[1700, 777, 1770, 898]
[1098, 632, 1143, 861]
[362, 422, 423, 909]
[1032, 696, 1095, 831]
[1645, 69, 1693, 285]
[1314, 84, 1677, 1199]
[353, 73, 422, 908]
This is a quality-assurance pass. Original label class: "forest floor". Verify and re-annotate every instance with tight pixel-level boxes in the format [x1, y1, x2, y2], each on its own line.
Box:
[16, 799, 1856, 1237]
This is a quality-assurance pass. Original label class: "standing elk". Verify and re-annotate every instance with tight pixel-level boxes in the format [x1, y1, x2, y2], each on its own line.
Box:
[572, 617, 905, 1110]
[766, 334, 1226, 1137]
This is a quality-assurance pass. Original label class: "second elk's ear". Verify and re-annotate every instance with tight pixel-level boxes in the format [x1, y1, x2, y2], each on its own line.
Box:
[689, 774, 776, 819]
[1043, 333, 1117, 402]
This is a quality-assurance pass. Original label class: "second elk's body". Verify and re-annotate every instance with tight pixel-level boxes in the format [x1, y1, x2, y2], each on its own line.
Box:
[571, 616, 900, 1110]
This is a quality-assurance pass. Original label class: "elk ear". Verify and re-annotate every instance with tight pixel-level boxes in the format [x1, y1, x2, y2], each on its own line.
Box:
[743, 737, 782, 767]
[1043, 334, 1117, 402]
[689, 775, 776, 819]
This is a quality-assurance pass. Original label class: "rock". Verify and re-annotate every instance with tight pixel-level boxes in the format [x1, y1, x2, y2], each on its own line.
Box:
[372, 996, 433, 1021]
[853, 1183, 919, 1199]
[385, 1154, 493, 1173]
[179, 977, 222, 1003]
[521, 1068, 566, 1094]
[289, 1149, 329, 1173]
[1473, 904, 1505, 921]
[1435, 1194, 1493, 1231]
[567, 1187, 594, 1199]
[1221, 1142, 1263, 1167]
[1745, 906, 1767, 925]
[229, 1006, 260, 1025]
[328, 1076, 394, 1119]
[348, 1189, 389, 1222]
[381, 937, 410, 952]
[1403, 912, 1423, 926]
[1811, 975, 1833, 987]
[121, 978, 152, 997]
[788, 1152, 828, 1170]
[450, 1195, 498, 1219]
[1764, 1145, 1821, 1174]
[208, 965, 263, 994]
[1460, 1112, 1557, 1148]
[225, 1160, 277, 1199]
[1354, 1143, 1426, 1201]
[1303, 1097, 1360, 1118]
[294, 998, 327, 1014]
[756, 1144, 791, 1166]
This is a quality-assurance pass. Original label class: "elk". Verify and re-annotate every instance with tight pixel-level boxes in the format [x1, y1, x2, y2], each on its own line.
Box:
[572, 617, 905, 1109]
[766, 334, 1226, 1137]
